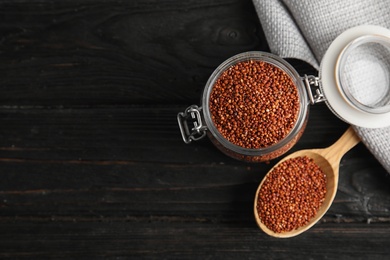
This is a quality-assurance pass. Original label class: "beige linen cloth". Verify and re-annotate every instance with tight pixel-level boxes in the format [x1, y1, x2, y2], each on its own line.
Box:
[252, 0, 390, 173]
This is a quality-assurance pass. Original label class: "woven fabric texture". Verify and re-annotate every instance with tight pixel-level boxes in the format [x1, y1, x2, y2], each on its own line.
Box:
[252, 0, 390, 173]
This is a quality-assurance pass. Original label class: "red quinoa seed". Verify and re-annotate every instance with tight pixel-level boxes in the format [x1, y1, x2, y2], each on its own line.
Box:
[209, 60, 299, 149]
[256, 156, 327, 233]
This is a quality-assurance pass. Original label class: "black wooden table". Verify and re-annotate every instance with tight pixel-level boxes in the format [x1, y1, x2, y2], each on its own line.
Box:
[1, 0, 390, 258]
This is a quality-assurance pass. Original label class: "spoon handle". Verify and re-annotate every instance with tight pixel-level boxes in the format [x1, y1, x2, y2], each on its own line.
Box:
[325, 126, 360, 162]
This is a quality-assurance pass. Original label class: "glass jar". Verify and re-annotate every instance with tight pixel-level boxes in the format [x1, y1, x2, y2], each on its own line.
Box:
[178, 25, 390, 162]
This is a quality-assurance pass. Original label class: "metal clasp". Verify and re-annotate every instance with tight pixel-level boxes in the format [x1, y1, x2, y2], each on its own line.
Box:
[177, 105, 207, 144]
[303, 75, 326, 104]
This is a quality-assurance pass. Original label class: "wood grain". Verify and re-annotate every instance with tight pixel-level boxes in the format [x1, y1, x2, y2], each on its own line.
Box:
[1, 222, 390, 258]
[0, 0, 268, 106]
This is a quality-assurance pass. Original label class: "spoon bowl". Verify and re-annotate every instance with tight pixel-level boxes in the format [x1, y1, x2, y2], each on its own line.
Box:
[254, 127, 360, 238]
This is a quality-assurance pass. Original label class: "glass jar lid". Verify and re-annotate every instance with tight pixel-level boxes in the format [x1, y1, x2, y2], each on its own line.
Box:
[320, 25, 390, 128]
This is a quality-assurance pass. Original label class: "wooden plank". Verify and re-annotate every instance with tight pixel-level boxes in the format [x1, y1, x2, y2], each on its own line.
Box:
[0, 104, 360, 161]
[0, 146, 388, 221]
[0, 222, 389, 258]
[0, 0, 268, 106]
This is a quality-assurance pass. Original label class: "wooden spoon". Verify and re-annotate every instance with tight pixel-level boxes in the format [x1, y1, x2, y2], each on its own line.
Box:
[254, 126, 360, 238]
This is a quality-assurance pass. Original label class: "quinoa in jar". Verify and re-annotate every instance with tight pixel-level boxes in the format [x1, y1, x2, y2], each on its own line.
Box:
[178, 52, 309, 162]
